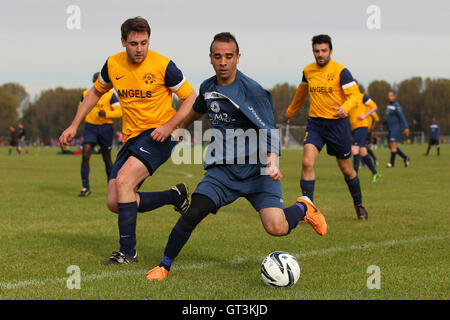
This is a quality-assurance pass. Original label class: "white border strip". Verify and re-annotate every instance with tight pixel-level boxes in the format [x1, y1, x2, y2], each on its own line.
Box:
[1, 234, 448, 290]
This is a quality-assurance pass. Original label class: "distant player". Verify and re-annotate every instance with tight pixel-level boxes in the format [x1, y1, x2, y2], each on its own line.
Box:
[77, 72, 122, 197]
[425, 117, 440, 156]
[285, 34, 368, 220]
[384, 91, 410, 168]
[365, 109, 380, 167]
[8, 126, 20, 155]
[348, 85, 380, 182]
[17, 123, 29, 154]
[59, 17, 197, 265]
[146, 32, 327, 281]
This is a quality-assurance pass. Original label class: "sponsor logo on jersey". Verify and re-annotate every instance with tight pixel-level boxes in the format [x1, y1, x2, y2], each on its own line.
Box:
[310, 86, 333, 94]
[210, 101, 220, 113]
[117, 89, 152, 99]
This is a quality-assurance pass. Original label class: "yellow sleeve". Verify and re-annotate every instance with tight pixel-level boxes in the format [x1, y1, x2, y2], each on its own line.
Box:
[106, 107, 122, 119]
[286, 83, 308, 118]
[372, 112, 380, 122]
[172, 79, 194, 101]
[94, 78, 112, 94]
[341, 84, 361, 113]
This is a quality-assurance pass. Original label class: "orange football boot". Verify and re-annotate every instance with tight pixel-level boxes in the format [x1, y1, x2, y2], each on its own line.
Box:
[146, 266, 169, 281]
[296, 196, 327, 236]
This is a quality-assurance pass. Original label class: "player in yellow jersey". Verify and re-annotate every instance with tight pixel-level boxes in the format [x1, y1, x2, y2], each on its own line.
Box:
[77, 72, 122, 197]
[348, 82, 380, 183]
[59, 17, 197, 265]
[285, 34, 368, 220]
[365, 105, 380, 168]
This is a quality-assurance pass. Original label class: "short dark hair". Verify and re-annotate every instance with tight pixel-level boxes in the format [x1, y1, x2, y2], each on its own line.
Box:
[210, 32, 239, 54]
[312, 34, 332, 50]
[92, 72, 99, 83]
[121, 16, 151, 41]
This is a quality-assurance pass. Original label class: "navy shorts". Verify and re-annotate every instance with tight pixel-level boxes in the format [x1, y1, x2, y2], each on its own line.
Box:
[109, 129, 177, 180]
[429, 138, 440, 145]
[304, 117, 352, 159]
[194, 164, 284, 213]
[388, 128, 402, 142]
[351, 127, 369, 147]
[83, 123, 113, 150]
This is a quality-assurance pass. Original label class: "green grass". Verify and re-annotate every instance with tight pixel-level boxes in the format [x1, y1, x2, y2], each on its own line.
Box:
[0, 144, 449, 300]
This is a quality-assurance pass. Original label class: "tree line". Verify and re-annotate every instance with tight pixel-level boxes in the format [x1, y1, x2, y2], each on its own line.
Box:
[0, 76, 448, 142]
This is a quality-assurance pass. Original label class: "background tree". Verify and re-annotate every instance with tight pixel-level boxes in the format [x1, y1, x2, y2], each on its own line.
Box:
[22, 87, 85, 140]
[396, 77, 423, 132]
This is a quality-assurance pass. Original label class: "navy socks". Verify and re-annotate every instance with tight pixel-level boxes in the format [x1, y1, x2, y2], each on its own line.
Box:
[81, 164, 90, 189]
[353, 155, 361, 173]
[300, 179, 315, 202]
[283, 202, 306, 234]
[118, 201, 138, 257]
[137, 190, 179, 213]
[362, 155, 377, 174]
[345, 176, 362, 206]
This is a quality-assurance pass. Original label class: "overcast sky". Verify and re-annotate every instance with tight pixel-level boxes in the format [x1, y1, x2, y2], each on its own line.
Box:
[1, 0, 449, 99]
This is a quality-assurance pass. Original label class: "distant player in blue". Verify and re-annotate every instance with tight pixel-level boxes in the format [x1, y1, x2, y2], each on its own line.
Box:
[384, 91, 410, 168]
[425, 117, 440, 156]
[146, 32, 327, 281]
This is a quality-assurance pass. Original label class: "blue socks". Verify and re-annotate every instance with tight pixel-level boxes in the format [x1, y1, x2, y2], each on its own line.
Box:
[362, 155, 377, 174]
[137, 190, 179, 213]
[353, 155, 361, 173]
[118, 201, 138, 257]
[161, 216, 194, 270]
[300, 179, 315, 202]
[345, 176, 362, 206]
[81, 164, 90, 189]
[396, 147, 407, 159]
[283, 202, 306, 234]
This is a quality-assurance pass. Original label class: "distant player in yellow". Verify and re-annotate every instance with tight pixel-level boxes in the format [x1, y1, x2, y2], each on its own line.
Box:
[365, 106, 380, 168]
[77, 72, 122, 197]
[348, 81, 380, 183]
[59, 17, 197, 265]
[285, 34, 369, 220]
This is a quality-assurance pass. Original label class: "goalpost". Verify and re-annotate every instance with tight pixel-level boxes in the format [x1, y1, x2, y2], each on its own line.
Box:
[277, 124, 306, 149]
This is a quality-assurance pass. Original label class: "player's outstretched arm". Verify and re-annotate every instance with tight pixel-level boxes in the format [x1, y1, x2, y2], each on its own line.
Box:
[285, 83, 308, 122]
[151, 91, 198, 142]
[59, 87, 102, 147]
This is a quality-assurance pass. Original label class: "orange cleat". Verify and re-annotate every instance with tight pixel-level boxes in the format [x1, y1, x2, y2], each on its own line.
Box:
[296, 196, 327, 236]
[146, 266, 169, 281]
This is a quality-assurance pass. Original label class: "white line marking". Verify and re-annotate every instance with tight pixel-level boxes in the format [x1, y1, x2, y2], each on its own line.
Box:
[159, 169, 194, 178]
[1, 234, 448, 290]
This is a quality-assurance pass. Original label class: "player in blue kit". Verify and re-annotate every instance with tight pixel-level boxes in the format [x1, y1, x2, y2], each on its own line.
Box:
[425, 117, 440, 156]
[384, 91, 410, 168]
[146, 32, 327, 281]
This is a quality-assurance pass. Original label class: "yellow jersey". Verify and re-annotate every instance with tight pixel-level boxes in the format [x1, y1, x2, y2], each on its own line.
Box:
[94, 50, 194, 142]
[79, 90, 121, 125]
[348, 93, 378, 130]
[286, 59, 360, 119]
[367, 110, 380, 132]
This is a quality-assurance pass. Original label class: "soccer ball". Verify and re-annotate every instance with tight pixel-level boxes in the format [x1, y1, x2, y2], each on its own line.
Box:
[261, 251, 300, 287]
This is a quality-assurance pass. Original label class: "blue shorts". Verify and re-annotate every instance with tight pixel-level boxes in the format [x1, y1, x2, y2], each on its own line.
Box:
[83, 123, 114, 150]
[388, 128, 402, 142]
[194, 164, 284, 213]
[304, 117, 352, 159]
[351, 127, 369, 147]
[109, 129, 177, 180]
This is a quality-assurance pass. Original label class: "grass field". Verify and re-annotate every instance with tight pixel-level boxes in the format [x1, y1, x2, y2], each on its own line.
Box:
[0, 144, 449, 300]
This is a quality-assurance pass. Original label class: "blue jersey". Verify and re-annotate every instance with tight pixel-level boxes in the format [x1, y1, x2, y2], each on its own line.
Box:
[193, 70, 280, 173]
[429, 123, 440, 139]
[385, 101, 408, 131]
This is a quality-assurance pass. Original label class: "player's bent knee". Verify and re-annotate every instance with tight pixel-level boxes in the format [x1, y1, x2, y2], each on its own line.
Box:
[106, 199, 118, 213]
[263, 221, 288, 237]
